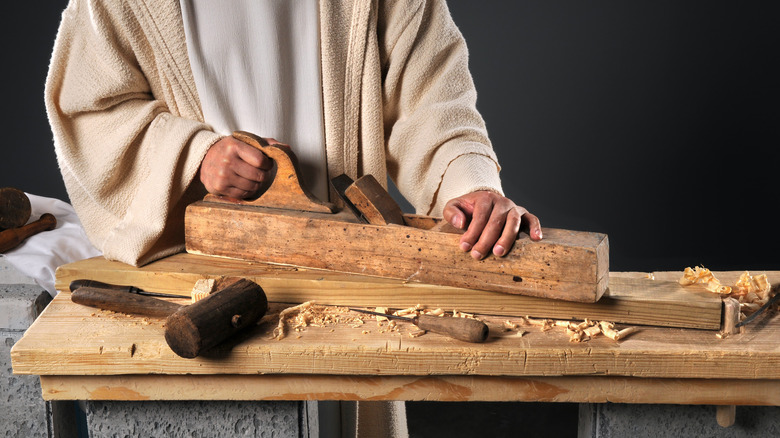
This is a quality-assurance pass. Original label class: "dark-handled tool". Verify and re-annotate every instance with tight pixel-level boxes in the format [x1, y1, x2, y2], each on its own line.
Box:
[69, 279, 185, 299]
[0, 213, 56, 253]
[350, 308, 489, 343]
[736, 290, 780, 328]
[71, 279, 268, 358]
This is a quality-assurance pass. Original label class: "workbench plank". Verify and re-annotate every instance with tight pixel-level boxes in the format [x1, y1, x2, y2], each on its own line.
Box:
[38, 375, 780, 406]
[11, 284, 780, 379]
[53, 254, 722, 329]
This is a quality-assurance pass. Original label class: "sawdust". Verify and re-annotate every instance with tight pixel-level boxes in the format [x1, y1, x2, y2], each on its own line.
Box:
[271, 302, 365, 340]
[270, 303, 637, 343]
[270, 303, 485, 340]
[498, 316, 636, 343]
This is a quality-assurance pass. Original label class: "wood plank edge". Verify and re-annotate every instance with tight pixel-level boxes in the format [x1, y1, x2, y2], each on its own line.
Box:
[39, 375, 780, 405]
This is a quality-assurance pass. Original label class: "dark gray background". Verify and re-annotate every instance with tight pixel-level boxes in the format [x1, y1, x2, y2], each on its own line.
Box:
[3, 1, 778, 272]
[3, 2, 778, 437]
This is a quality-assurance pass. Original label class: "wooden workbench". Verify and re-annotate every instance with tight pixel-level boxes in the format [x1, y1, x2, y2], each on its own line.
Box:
[10, 255, 780, 406]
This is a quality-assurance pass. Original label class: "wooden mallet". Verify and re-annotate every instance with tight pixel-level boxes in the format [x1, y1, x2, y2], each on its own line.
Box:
[0, 213, 57, 253]
[71, 278, 268, 358]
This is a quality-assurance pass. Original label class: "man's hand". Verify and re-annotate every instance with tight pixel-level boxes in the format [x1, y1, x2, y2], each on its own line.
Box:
[199, 136, 275, 199]
[443, 191, 542, 260]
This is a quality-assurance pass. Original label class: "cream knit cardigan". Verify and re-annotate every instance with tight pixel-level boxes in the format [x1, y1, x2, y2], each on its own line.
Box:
[46, 0, 502, 266]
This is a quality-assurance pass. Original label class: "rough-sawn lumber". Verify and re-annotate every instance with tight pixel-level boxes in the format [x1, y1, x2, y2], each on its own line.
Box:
[185, 202, 609, 303]
[54, 254, 722, 329]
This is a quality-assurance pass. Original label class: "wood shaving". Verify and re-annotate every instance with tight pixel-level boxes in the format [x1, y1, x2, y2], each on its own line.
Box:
[409, 329, 427, 338]
[679, 266, 732, 294]
[680, 268, 775, 325]
[526, 316, 554, 331]
[272, 302, 314, 340]
[394, 305, 422, 316]
[504, 320, 521, 330]
[374, 307, 389, 321]
[583, 325, 601, 337]
[271, 302, 368, 340]
[191, 278, 216, 303]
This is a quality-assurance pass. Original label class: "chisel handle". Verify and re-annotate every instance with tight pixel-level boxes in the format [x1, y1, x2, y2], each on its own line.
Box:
[413, 314, 489, 343]
[0, 213, 56, 253]
[71, 287, 182, 318]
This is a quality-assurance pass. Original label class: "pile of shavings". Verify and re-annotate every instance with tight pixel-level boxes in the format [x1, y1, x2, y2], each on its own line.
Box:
[679, 266, 775, 321]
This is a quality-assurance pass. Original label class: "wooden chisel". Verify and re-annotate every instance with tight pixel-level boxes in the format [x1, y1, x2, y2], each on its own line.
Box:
[69, 279, 185, 299]
[350, 308, 489, 343]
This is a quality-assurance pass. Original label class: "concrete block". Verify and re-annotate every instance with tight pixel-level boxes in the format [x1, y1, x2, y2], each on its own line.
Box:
[579, 403, 780, 438]
[0, 283, 52, 331]
[2, 281, 73, 437]
[85, 400, 317, 437]
[2, 331, 48, 437]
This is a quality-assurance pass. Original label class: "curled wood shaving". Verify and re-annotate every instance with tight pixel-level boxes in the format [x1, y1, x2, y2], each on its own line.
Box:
[679, 266, 732, 294]
[680, 268, 775, 327]
[525, 316, 553, 330]
[583, 325, 601, 337]
[615, 326, 639, 340]
[409, 329, 427, 338]
[733, 272, 771, 299]
[273, 302, 314, 340]
[394, 305, 422, 316]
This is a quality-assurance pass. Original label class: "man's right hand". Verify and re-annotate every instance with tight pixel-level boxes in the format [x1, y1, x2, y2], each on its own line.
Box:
[199, 136, 275, 199]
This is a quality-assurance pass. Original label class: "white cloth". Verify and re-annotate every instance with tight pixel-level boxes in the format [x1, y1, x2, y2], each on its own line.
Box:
[2, 194, 101, 296]
[180, 0, 329, 200]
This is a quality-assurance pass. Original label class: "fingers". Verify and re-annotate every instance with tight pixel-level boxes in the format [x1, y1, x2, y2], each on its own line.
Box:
[446, 191, 542, 260]
[492, 206, 524, 257]
[524, 212, 543, 241]
[459, 195, 496, 258]
[200, 136, 273, 198]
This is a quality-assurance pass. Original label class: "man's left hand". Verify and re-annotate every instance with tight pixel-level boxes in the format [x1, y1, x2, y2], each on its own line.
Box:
[443, 191, 542, 260]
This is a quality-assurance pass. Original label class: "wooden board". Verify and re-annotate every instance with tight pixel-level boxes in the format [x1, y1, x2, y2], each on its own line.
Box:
[184, 201, 609, 303]
[10, 278, 780, 380]
[37, 375, 780, 405]
[54, 253, 722, 329]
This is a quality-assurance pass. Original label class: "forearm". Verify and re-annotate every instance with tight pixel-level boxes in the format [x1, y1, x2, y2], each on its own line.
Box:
[380, 0, 500, 215]
[45, 0, 220, 265]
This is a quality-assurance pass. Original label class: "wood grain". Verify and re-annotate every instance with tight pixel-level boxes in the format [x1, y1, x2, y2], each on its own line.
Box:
[344, 174, 405, 225]
[11, 274, 779, 379]
[38, 375, 780, 405]
[185, 202, 609, 302]
[53, 254, 722, 329]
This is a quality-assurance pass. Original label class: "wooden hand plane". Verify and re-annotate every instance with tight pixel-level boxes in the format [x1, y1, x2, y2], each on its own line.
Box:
[185, 131, 609, 303]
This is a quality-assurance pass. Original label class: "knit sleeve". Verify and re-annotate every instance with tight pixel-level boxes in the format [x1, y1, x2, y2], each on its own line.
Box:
[45, 0, 221, 266]
[378, 0, 502, 216]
